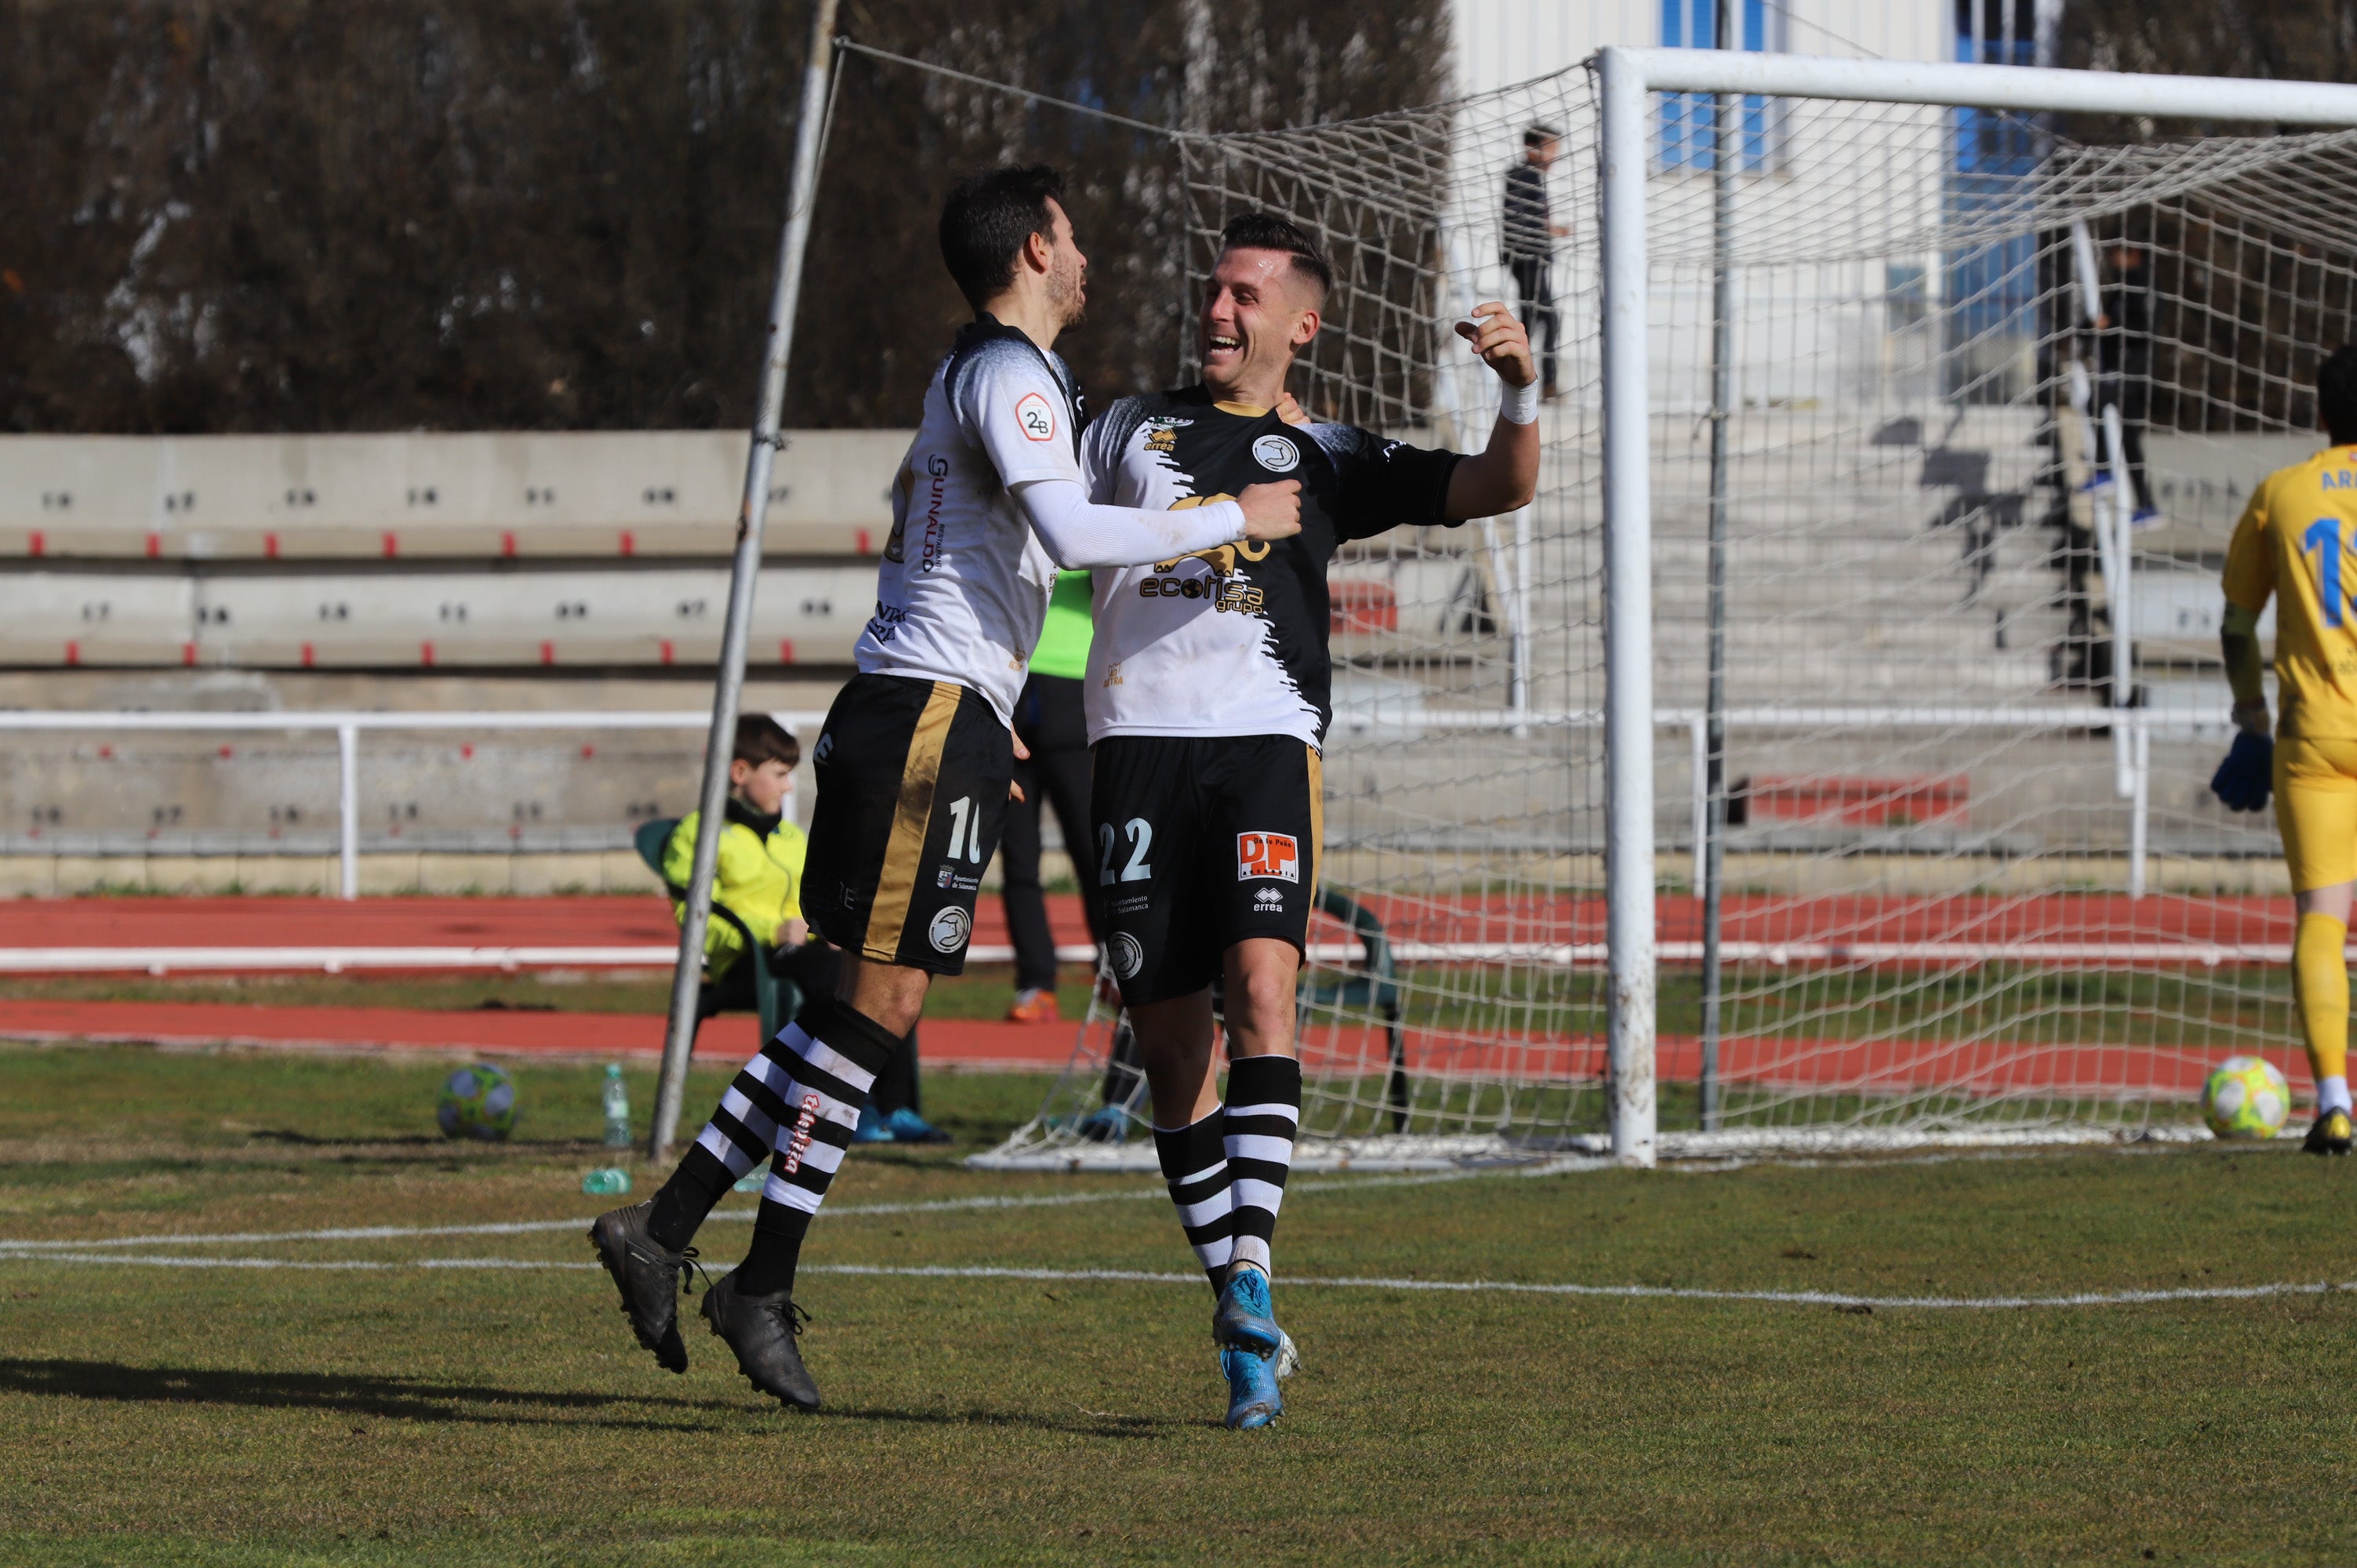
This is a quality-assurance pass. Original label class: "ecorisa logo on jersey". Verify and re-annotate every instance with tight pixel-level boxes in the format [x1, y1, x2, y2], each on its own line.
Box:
[928, 906, 971, 954]
[1015, 392, 1056, 443]
[1237, 831, 1300, 883]
[1252, 434, 1299, 473]
[1109, 931, 1145, 979]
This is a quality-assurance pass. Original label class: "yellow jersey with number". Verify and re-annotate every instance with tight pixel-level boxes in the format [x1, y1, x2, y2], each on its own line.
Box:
[2222, 445, 2357, 739]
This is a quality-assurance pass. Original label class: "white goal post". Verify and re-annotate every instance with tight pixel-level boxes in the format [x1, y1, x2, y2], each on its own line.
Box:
[1597, 49, 2357, 1166]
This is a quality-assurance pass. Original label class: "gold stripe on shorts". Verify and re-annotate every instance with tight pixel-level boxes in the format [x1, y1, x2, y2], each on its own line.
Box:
[1306, 744, 1324, 907]
[864, 681, 962, 961]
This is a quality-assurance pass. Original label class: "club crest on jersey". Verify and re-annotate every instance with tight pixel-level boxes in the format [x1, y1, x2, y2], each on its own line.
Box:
[1015, 392, 1056, 443]
[1237, 831, 1300, 883]
[1252, 434, 1300, 473]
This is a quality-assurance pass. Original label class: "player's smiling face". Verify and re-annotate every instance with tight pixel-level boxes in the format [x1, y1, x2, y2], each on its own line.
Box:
[1200, 248, 1320, 405]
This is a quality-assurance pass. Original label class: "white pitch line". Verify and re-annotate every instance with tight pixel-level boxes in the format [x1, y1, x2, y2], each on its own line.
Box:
[0, 1167, 1532, 1254]
[1, 1250, 2348, 1311]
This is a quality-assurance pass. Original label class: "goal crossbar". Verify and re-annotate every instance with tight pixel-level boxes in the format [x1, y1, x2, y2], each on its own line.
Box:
[1597, 48, 2357, 1167]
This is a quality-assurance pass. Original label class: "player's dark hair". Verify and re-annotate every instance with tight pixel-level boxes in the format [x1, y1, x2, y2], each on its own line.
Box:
[939, 165, 1066, 312]
[1218, 212, 1332, 302]
[733, 713, 799, 770]
[2321, 345, 2357, 445]
[1524, 124, 1562, 148]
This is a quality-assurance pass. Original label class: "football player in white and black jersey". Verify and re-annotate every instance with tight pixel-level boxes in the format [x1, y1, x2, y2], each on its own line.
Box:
[590, 169, 1303, 1410]
[1082, 212, 1538, 1429]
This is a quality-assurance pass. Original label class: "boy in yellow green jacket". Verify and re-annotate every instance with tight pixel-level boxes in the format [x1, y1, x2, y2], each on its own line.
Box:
[666, 715, 940, 1142]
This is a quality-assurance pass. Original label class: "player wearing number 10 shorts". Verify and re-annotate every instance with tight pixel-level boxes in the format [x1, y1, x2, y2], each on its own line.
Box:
[1080, 212, 1541, 1428]
[2216, 343, 2357, 1156]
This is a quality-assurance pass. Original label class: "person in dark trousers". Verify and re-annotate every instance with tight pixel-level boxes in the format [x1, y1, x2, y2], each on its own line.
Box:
[2092, 241, 2159, 525]
[1001, 568, 1104, 1022]
[1502, 125, 1568, 399]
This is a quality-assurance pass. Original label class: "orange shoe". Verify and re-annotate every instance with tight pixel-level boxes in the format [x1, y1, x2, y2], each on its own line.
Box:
[1006, 988, 1062, 1024]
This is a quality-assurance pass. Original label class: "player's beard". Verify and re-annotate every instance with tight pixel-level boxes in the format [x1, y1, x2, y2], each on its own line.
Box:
[1048, 252, 1088, 330]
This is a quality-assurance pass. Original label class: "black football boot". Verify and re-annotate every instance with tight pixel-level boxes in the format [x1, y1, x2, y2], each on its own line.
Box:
[700, 1272, 822, 1410]
[587, 1202, 692, 1374]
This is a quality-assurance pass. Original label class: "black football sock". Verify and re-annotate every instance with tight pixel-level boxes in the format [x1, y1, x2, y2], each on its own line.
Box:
[1153, 1106, 1236, 1290]
[644, 1142, 733, 1253]
[1222, 1054, 1302, 1278]
[721, 1000, 899, 1298]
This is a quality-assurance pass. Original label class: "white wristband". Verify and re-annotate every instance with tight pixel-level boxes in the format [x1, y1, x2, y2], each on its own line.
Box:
[1499, 378, 1540, 426]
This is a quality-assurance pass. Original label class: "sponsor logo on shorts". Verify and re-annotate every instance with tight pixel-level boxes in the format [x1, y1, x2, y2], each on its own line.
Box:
[779, 1091, 823, 1175]
[1109, 931, 1145, 979]
[1254, 886, 1285, 912]
[935, 866, 981, 893]
[1252, 434, 1300, 473]
[928, 906, 971, 953]
[1237, 831, 1300, 883]
[1015, 392, 1056, 443]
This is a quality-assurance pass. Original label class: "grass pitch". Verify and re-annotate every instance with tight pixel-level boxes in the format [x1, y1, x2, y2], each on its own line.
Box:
[5, 1044, 2356, 1565]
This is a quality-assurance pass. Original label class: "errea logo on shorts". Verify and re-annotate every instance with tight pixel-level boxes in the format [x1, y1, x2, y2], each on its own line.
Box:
[1237, 831, 1299, 883]
[1254, 886, 1284, 912]
[1015, 392, 1056, 443]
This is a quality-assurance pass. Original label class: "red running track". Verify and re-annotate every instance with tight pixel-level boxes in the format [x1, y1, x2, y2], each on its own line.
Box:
[0, 999, 1078, 1069]
[0, 893, 2300, 960]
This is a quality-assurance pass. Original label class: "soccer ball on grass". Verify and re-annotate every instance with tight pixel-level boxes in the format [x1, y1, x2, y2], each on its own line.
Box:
[2200, 1054, 2290, 1140]
[437, 1062, 518, 1141]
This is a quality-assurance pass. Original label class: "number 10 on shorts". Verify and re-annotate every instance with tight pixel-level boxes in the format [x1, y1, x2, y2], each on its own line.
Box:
[1237, 832, 1299, 883]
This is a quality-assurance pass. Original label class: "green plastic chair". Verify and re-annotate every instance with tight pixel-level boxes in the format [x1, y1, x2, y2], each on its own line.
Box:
[634, 817, 797, 1050]
[1300, 886, 1410, 1132]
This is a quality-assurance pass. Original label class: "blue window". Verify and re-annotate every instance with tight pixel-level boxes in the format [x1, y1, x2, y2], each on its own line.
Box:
[1660, 0, 1781, 172]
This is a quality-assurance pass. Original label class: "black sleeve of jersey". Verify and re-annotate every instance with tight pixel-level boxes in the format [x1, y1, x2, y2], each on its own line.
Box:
[1318, 425, 1468, 541]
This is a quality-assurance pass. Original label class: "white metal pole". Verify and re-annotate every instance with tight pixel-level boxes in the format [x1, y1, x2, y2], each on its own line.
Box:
[2101, 400, 2134, 799]
[650, 0, 842, 1163]
[2129, 716, 2149, 899]
[1512, 502, 1534, 734]
[337, 723, 359, 901]
[1599, 47, 1658, 1169]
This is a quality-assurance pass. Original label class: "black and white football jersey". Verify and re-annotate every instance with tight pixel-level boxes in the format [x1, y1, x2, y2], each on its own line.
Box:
[855, 317, 1087, 727]
[1080, 387, 1464, 746]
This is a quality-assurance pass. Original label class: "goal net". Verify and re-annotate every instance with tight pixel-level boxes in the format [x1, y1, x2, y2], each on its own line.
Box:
[961, 50, 2357, 1168]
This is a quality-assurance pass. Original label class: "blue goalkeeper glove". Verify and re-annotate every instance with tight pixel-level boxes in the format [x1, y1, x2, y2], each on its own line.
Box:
[2210, 730, 2273, 813]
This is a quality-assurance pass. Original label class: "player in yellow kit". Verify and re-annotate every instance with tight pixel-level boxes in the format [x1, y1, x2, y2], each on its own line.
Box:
[2216, 344, 2357, 1154]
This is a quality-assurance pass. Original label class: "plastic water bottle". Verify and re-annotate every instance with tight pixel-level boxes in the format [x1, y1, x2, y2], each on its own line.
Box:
[582, 1167, 631, 1196]
[601, 1063, 631, 1149]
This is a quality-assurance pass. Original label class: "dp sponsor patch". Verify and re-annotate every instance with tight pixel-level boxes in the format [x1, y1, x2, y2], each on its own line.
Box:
[1014, 391, 1056, 443]
[1237, 831, 1299, 883]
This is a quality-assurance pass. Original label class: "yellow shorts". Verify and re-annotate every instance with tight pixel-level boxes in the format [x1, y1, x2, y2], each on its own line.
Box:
[2275, 735, 2357, 891]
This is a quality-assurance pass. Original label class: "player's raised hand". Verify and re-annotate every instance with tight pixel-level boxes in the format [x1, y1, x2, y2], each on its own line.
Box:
[1237, 480, 1302, 543]
[1455, 303, 1537, 389]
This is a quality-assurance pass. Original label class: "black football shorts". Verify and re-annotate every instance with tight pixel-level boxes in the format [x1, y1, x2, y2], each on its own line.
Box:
[1089, 733, 1322, 1007]
[803, 673, 1012, 977]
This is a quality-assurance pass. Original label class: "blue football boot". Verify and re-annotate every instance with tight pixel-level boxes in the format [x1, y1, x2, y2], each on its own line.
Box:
[882, 1106, 953, 1144]
[1220, 1343, 1284, 1429]
[852, 1104, 893, 1144]
[1211, 1264, 1283, 1353]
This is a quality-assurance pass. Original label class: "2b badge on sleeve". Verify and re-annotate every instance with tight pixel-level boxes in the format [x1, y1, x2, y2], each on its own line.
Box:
[1015, 392, 1056, 442]
[1237, 831, 1299, 882]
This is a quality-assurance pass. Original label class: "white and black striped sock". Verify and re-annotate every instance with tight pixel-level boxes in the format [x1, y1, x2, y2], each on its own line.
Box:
[1223, 1054, 1302, 1277]
[729, 1001, 902, 1297]
[1153, 1107, 1236, 1287]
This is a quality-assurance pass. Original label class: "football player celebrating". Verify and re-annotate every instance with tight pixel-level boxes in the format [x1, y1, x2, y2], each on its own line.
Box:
[2215, 343, 2357, 1156]
[1080, 212, 1538, 1427]
[590, 167, 1302, 1408]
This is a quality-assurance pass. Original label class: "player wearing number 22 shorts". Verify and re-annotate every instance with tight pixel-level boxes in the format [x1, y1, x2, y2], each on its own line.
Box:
[1079, 210, 1538, 1429]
